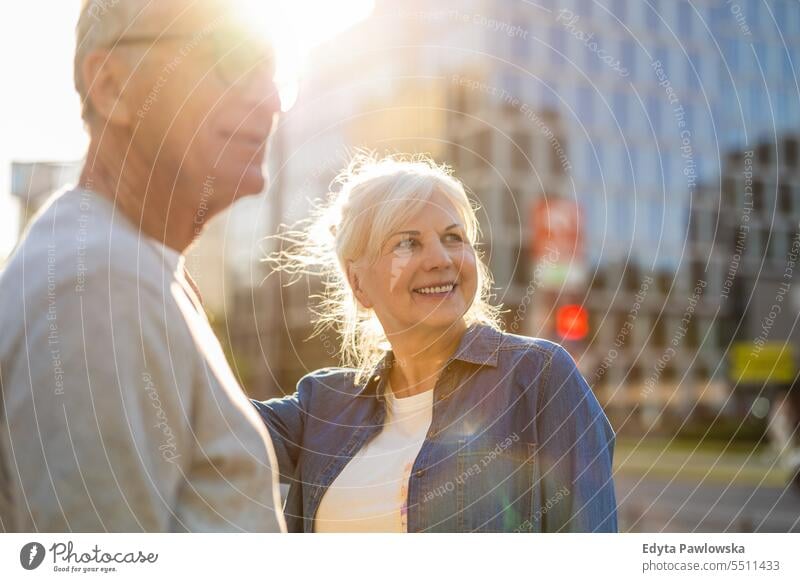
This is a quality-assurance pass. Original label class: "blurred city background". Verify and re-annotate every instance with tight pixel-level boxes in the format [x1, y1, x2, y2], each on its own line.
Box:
[3, 0, 800, 531]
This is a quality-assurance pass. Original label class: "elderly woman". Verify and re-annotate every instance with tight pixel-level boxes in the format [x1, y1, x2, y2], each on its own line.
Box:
[253, 155, 617, 533]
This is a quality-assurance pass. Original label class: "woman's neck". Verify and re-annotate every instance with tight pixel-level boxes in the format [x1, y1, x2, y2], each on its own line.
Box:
[386, 322, 467, 398]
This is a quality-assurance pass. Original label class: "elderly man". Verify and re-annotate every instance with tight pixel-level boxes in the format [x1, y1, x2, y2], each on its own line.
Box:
[0, 0, 285, 532]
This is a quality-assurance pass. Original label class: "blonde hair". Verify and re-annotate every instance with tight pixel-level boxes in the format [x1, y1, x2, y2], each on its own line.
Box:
[269, 153, 503, 383]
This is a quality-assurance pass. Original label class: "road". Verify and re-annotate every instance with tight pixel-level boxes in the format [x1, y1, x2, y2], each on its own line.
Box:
[615, 473, 800, 532]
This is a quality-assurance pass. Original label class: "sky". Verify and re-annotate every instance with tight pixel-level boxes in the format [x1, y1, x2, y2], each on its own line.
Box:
[0, 0, 374, 260]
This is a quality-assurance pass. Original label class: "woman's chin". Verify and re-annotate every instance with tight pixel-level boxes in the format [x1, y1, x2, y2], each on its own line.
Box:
[408, 308, 468, 331]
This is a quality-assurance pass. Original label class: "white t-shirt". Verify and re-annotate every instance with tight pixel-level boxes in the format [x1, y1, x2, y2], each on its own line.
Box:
[315, 385, 434, 532]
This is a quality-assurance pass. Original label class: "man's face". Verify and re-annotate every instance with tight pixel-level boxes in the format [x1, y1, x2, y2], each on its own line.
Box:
[120, 2, 281, 217]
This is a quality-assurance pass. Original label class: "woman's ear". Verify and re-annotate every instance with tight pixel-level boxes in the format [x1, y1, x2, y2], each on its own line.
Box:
[347, 261, 374, 309]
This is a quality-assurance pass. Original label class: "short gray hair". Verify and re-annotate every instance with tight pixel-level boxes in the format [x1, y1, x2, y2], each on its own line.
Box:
[74, 0, 150, 121]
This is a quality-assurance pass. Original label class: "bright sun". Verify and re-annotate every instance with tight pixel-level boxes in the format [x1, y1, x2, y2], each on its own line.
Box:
[234, 0, 375, 111]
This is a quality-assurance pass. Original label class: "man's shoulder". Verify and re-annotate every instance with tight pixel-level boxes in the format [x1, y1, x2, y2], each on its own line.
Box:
[0, 189, 190, 358]
[1, 189, 173, 298]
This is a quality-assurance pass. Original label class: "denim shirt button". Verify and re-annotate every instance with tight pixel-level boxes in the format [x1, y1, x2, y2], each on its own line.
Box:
[414, 469, 425, 478]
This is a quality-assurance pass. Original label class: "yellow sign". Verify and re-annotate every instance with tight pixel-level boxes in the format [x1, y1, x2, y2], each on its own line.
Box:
[730, 342, 796, 384]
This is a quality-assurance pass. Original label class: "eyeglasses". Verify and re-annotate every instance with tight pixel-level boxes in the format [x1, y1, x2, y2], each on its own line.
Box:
[112, 26, 276, 87]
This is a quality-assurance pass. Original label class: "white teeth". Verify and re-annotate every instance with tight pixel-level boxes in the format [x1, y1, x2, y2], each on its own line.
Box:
[416, 284, 455, 295]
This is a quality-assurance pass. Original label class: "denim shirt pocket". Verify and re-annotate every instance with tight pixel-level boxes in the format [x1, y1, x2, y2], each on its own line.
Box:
[456, 434, 538, 532]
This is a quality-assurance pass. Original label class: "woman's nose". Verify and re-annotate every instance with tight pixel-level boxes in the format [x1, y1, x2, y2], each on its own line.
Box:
[421, 240, 455, 270]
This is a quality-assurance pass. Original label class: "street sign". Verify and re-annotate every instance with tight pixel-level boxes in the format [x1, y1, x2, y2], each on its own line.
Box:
[730, 342, 796, 384]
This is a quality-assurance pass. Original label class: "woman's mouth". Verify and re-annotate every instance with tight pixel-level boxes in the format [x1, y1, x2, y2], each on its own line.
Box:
[413, 282, 457, 297]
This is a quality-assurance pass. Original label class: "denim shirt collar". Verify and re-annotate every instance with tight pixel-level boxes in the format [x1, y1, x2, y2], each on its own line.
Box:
[358, 323, 502, 401]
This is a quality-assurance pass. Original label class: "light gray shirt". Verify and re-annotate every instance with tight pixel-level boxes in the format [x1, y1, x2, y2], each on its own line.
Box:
[0, 188, 285, 532]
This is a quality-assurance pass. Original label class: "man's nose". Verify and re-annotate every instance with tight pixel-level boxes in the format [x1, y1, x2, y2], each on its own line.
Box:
[240, 72, 281, 112]
[234, 73, 281, 135]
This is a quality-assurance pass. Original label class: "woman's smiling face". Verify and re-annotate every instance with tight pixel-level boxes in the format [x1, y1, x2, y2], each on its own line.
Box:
[349, 190, 479, 336]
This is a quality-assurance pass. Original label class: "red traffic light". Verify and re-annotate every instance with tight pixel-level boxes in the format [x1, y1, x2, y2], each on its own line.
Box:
[556, 304, 589, 341]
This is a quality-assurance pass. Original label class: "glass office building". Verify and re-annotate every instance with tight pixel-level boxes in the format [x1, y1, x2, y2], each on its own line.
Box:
[238, 0, 800, 427]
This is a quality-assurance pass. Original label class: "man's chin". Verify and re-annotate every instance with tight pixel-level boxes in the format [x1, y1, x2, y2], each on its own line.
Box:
[238, 172, 267, 197]
[224, 166, 267, 199]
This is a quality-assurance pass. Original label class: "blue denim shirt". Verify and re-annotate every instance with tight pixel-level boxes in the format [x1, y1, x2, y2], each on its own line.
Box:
[253, 324, 618, 532]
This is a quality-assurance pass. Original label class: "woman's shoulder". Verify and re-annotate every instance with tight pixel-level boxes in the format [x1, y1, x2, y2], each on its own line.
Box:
[495, 329, 564, 357]
[490, 329, 577, 374]
[297, 367, 364, 397]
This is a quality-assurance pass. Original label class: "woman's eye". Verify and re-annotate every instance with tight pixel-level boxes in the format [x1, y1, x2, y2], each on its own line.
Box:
[395, 238, 417, 252]
[444, 233, 464, 244]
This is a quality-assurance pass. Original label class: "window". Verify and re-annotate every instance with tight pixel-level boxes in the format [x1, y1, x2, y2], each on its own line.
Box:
[611, 0, 627, 23]
[472, 128, 492, 163]
[510, 17, 530, 60]
[687, 50, 701, 90]
[550, 134, 567, 176]
[722, 176, 737, 206]
[454, 85, 469, 113]
[585, 142, 600, 181]
[746, 0, 761, 30]
[684, 104, 696, 136]
[774, 1, 789, 34]
[512, 245, 529, 287]
[648, 201, 663, 242]
[653, 314, 667, 347]
[723, 38, 739, 69]
[646, 94, 662, 133]
[779, 182, 792, 213]
[788, 230, 799, 260]
[693, 360, 712, 387]
[655, 269, 671, 294]
[624, 262, 641, 292]
[587, 33, 603, 73]
[577, 0, 593, 19]
[766, 228, 778, 262]
[653, 46, 669, 77]
[536, 80, 559, 110]
[612, 91, 628, 129]
[685, 317, 699, 349]
[620, 39, 637, 79]
[757, 142, 772, 165]
[677, 1, 692, 36]
[591, 267, 605, 291]
[655, 152, 668, 189]
[646, 0, 661, 31]
[776, 91, 791, 127]
[786, 138, 799, 168]
[576, 86, 595, 127]
[616, 195, 630, 241]
[753, 41, 771, 73]
[511, 133, 530, 174]
[550, 28, 566, 66]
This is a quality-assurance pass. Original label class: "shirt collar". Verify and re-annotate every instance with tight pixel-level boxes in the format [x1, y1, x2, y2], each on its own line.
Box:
[359, 323, 502, 400]
[449, 323, 502, 367]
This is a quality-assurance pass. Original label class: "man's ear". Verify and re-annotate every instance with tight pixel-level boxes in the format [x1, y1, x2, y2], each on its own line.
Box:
[81, 49, 137, 127]
[347, 261, 373, 309]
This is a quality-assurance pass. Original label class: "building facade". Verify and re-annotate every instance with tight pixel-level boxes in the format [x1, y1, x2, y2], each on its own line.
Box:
[229, 0, 800, 431]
